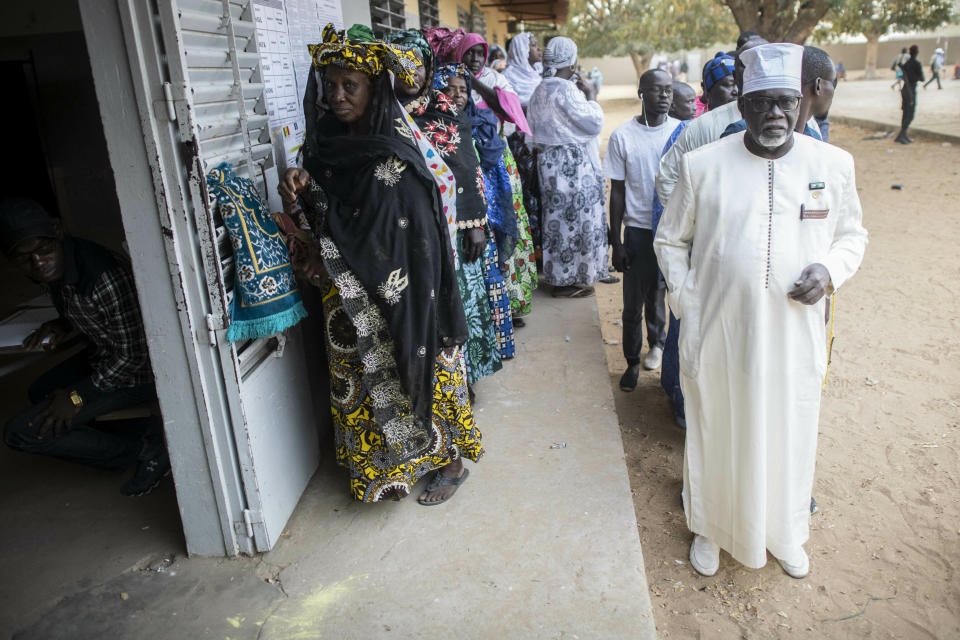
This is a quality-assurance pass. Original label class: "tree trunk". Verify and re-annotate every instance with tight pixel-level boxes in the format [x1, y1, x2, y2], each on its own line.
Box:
[629, 51, 649, 84]
[863, 32, 880, 80]
[722, 0, 831, 43]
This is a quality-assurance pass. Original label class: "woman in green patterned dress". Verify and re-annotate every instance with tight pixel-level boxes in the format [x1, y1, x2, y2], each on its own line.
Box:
[501, 146, 538, 320]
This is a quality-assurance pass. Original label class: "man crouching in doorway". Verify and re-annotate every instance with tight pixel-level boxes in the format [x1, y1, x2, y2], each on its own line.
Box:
[1, 198, 169, 496]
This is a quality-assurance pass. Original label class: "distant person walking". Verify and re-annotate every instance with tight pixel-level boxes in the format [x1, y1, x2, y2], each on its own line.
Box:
[896, 44, 925, 145]
[891, 48, 909, 91]
[924, 48, 944, 90]
[589, 66, 604, 89]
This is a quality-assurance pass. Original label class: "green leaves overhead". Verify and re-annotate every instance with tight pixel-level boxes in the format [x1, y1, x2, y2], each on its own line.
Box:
[815, 0, 953, 40]
[558, 0, 738, 58]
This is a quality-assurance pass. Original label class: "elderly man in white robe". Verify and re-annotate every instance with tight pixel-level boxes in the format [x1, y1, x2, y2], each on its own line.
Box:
[654, 43, 868, 579]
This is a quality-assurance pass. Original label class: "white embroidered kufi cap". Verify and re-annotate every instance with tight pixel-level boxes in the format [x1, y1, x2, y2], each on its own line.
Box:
[741, 43, 803, 95]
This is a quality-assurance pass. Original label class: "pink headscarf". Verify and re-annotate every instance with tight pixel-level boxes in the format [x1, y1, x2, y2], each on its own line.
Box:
[454, 33, 488, 75]
[423, 27, 458, 61]
[695, 95, 709, 117]
[423, 27, 489, 73]
[423, 27, 530, 134]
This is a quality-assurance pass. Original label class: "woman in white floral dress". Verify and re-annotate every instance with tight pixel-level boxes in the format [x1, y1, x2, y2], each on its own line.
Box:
[527, 37, 606, 297]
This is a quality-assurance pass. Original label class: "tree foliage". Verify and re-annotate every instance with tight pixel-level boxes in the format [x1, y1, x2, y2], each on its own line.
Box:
[721, 0, 842, 43]
[559, 0, 738, 60]
[815, 0, 953, 41]
[813, 0, 952, 77]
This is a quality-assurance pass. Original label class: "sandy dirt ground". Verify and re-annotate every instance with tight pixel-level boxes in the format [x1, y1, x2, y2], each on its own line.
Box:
[594, 94, 960, 639]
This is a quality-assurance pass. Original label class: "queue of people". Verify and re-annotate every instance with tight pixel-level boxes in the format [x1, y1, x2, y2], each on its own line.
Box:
[275, 24, 613, 506]
[278, 26, 867, 582]
[2, 24, 868, 583]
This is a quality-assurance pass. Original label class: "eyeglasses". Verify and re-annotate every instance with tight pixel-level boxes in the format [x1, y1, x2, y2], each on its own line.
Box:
[743, 95, 801, 113]
[11, 237, 58, 265]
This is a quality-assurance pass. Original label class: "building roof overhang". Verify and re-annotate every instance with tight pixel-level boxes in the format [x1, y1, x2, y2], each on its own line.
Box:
[480, 0, 571, 25]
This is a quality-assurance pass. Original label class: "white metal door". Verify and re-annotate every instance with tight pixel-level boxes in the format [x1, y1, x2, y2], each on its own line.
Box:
[154, 0, 319, 552]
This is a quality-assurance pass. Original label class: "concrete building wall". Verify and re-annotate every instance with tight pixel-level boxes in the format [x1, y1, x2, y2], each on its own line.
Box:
[341, 1, 371, 27]
[437, 0, 511, 46]
[579, 56, 640, 86]
[580, 33, 959, 89]
[437, 0, 459, 28]
[818, 35, 959, 70]
[581, 46, 725, 87]
[483, 7, 512, 46]
[403, 0, 420, 28]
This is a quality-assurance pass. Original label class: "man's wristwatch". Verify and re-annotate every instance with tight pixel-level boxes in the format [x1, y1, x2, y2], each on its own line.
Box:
[68, 390, 83, 411]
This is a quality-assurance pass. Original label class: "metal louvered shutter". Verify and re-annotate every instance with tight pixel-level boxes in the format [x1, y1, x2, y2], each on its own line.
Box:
[154, 0, 319, 552]
[470, 3, 486, 38]
[170, 0, 279, 368]
[178, 0, 272, 186]
[368, 0, 406, 38]
[418, 0, 439, 28]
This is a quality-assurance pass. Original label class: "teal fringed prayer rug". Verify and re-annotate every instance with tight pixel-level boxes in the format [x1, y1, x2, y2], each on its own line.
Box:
[205, 163, 307, 341]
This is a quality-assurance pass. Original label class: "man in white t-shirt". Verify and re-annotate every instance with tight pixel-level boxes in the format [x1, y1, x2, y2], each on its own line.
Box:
[605, 69, 680, 391]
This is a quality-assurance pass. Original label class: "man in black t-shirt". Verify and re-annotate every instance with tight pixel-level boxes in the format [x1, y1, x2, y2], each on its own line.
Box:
[896, 44, 925, 144]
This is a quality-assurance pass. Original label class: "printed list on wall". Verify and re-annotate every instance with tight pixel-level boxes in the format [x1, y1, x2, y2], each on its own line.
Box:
[253, 0, 344, 171]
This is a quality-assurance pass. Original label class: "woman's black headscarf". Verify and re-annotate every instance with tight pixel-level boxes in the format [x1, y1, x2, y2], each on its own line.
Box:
[301, 26, 467, 463]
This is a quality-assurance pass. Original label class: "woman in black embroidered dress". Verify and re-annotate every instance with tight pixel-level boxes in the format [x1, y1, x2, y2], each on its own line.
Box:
[384, 30, 503, 387]
[279, 25, 482, 505]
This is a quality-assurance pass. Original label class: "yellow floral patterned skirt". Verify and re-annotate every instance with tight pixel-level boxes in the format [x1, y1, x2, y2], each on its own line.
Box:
[321, 282, 484, 502]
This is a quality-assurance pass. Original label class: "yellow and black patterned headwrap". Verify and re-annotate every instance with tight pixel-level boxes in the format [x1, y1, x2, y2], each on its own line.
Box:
[309, 24, 422, 87]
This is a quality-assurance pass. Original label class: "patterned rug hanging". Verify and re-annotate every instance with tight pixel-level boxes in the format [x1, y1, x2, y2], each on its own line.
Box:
[205, 163, 307, 341]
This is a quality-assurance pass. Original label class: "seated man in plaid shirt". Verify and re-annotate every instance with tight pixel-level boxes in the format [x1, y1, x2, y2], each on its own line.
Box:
[1, 198, 169, 496]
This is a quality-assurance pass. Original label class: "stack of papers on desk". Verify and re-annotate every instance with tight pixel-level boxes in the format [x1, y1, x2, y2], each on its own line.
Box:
[0, 307, 59, 352]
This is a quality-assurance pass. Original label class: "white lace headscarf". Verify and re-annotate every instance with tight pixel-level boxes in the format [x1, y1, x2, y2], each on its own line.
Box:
[502, 32, 542, 105]
[541, 37, 577, 78]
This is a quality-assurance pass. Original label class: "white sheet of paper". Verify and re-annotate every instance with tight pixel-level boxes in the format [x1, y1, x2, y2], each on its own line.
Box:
[0, 307, 60, 350]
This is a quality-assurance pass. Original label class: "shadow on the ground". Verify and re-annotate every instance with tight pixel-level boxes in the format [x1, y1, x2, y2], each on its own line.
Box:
[608, 372, 685, 511]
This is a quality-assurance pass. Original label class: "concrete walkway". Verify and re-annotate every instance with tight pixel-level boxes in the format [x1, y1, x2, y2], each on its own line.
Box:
[6, 289, 656, 640]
